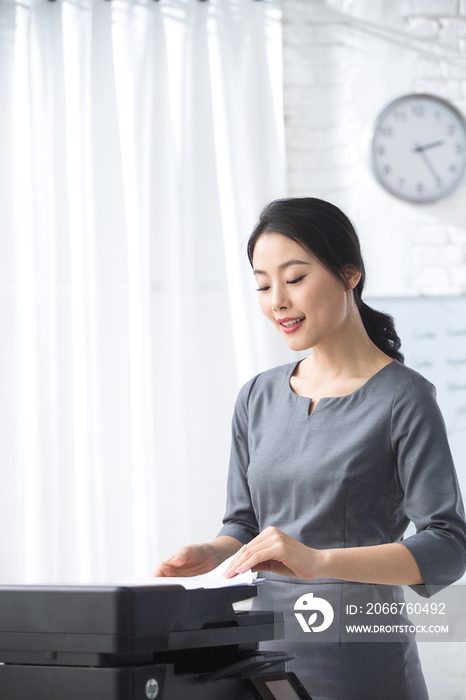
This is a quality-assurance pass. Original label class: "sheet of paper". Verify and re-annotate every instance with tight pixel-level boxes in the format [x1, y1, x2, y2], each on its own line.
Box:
[119, 553, 265, 589]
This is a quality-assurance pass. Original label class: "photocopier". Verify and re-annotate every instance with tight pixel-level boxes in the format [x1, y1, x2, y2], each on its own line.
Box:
[0, 582, 312, 700]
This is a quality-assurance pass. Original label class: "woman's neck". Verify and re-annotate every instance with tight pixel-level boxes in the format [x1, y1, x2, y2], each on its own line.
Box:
[299, 309, 392, 382]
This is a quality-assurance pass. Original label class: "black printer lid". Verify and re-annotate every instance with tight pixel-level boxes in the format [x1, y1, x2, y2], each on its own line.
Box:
[0, 584, 256, 635]
[0, 584, 279, 657]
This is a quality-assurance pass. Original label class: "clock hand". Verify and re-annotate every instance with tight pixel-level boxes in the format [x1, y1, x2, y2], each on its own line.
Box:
[412, 140, 444, 153]
[413, 141, 441, 183]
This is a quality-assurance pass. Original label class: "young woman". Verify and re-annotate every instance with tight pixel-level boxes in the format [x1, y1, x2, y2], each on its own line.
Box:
[153, 198, 466, 700]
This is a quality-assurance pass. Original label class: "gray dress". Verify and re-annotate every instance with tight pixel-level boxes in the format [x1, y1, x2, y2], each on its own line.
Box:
[218, 359, 466, 700]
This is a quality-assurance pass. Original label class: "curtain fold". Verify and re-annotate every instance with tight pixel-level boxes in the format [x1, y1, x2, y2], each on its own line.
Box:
[0, 0, 287, 584]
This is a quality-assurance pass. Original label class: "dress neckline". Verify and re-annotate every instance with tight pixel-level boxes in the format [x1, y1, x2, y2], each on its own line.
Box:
[287, 358, 396, 416]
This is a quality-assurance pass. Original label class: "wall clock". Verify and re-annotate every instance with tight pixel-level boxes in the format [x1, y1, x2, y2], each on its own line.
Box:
[371, 94, 466, 203]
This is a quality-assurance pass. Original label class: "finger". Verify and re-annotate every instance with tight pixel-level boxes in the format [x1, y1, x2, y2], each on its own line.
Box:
[223, 546, 254, 578]
[220, 545, 246, 578]
[234, 545, 279, 575]
[223, 541, 275, 578]
[151, 546, 196, 577]
[223, 532, 272, 570]
[170, 546, 194, 566]
[223, 530, 281, 578]
[151, 564, 175, 577]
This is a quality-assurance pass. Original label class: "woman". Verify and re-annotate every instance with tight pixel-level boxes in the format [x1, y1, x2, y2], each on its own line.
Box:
[153, 198, 466, 699]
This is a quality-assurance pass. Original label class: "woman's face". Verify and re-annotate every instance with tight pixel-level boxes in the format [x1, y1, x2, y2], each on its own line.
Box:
[252, 232, 360, 353]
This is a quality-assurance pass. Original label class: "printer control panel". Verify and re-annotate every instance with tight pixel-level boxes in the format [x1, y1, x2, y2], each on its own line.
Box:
[248, 672, 313, 700]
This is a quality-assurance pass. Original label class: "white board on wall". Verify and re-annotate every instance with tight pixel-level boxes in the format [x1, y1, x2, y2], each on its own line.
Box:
[368, 296, 466, 494]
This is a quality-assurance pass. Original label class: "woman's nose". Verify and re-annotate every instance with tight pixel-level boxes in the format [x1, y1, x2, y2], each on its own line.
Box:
[271, 285, 290, 311]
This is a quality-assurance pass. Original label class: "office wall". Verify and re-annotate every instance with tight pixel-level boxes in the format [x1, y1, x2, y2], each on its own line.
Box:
[282, 0, 466, 297]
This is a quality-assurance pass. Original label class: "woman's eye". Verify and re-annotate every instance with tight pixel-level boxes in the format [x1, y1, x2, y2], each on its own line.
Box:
[256, 275, 305, 292]
[287, 275, 305, 285]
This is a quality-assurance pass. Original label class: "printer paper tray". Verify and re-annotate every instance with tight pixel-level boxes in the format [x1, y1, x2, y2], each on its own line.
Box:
[0, 611, 283, 666]
[0, 662, 267, 700]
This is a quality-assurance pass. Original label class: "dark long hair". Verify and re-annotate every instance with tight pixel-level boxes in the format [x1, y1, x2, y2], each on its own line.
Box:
[247, 197, 404, 363]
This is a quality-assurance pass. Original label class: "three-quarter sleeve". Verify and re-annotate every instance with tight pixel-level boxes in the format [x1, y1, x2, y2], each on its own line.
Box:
[391, 375, 466, 597]
[217, 377, 260, 545]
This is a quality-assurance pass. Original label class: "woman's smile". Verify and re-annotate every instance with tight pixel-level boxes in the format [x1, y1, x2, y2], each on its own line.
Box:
[276, 316, 306, 333]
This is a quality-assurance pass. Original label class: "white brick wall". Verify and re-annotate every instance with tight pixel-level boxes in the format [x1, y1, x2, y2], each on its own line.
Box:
[403, 0, 459, 16]
[282, 0, 466, 297]
[282, 1, 466, 697]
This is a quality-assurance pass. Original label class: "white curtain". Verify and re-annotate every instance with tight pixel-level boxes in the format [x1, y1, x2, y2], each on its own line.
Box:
[0, 0, 287, 584]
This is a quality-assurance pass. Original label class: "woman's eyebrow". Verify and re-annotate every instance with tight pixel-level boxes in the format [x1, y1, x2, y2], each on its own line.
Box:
[253, 259, 311, 276]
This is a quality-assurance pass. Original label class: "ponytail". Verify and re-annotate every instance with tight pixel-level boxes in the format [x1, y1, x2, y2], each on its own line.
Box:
[357, 300, 404, 363]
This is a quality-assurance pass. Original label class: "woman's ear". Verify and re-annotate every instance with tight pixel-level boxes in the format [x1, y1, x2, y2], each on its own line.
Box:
[344, 266, 361, 291]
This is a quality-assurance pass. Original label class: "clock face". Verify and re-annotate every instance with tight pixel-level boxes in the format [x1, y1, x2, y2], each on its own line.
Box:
[371, 94, 466, 203]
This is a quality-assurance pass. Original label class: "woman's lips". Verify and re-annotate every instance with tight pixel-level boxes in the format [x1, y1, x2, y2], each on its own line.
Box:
[277, 317, 305, 334]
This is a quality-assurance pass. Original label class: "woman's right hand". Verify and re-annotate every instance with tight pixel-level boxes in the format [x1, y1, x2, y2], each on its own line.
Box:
[152, 543, 219, 578]
[152, 536, 243, 578]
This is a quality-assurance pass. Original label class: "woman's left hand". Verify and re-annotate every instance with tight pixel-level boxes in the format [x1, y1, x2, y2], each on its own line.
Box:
[222, 526, 322, 580]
